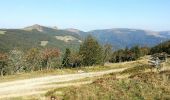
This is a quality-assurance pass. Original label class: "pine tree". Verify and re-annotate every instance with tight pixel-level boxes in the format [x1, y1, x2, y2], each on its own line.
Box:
[130, 46, 141, 59]
[79, 35, 103, 66]
[62, 48, 71, 67]
[102, 44, 112, 65]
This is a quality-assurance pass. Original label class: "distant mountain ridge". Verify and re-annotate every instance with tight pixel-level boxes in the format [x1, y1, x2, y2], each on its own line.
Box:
[23, 24, 46, 32]
[0, 25, 170, 52]
[89, 28, 170, 49]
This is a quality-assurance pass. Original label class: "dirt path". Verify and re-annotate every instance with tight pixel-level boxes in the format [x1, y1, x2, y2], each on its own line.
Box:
[0, 68, 127, 99]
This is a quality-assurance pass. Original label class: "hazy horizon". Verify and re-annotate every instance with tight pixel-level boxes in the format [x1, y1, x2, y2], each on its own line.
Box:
[0, 0, 170, 31]
[1, 24, 170, 32]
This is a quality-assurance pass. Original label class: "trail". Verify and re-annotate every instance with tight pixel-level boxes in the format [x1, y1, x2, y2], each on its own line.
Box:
[0, 68, 127, 99]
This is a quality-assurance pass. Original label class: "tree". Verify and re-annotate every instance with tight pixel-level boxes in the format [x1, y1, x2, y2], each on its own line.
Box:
[8, 49, 25, 74]
[150, 40, 170, 54]
[0, 53, 8, 76]
[40, 48, 60, 70]
[69, 52, 82, 67]
[130, 46, 140, 60]
[79, 35, 103, 66]
[62, 48, 71, 67]
[102, 44, 112, 65]
[25, 48, 40, 71]
[140, 47, 150, 56]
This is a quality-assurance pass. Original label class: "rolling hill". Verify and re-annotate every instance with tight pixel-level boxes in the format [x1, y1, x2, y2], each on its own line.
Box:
[0, 25, 170, 52]
[0, 25, 82, 52]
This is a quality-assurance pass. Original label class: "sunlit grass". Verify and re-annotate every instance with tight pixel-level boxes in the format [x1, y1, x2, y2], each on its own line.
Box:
[0, 31, 6, 35]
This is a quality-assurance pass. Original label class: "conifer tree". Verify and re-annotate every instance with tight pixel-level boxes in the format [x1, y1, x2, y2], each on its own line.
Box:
[79, 35, 103, 66]
[62, 48, 71, 67]
[102, 44, 112, 65]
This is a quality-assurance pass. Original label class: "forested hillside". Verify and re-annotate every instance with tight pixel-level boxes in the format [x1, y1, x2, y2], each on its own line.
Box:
[0, 26, 82, 52]
[90, 28, 170, 49]
[1, 25, 170, 52]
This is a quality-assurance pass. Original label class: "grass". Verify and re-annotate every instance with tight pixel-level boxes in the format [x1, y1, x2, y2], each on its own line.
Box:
[120, 64, 151, 74]
[0, 69, 76, 82]
[44, 77, 93, 85]
[3, 56, 168, 100]
[45, 57, 170, 100]
[62, 71, 170, 100]
[0, 66, 103, 82]
[0, 59, 142, 82]
[44, 76, 103, 97]
[40, 41, 48, 46]
[0, 31, 6, 35]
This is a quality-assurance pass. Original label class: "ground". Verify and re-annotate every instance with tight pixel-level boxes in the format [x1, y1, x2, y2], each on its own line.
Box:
[0, 56, 169, 100]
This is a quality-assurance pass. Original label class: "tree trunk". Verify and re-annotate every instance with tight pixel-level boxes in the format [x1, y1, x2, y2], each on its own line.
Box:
[1, 69, 4, 77]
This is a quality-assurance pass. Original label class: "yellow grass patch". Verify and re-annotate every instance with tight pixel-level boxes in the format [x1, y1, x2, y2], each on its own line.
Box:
[0, 31, 6, 35]
[55, 35, 82, 43]
[40, 41, 48, 46]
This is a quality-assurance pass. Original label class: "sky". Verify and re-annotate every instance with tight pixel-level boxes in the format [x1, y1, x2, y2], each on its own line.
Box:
[0, 0, 170, 31]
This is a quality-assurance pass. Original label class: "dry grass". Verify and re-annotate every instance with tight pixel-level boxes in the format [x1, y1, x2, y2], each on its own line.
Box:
[55, 35, 82, 43]
[0, 31, 6, 35]
[62, 71, 170, 100]
[0, 61, 135, 82]
[40, 41, 48, 46]
[50, 57, 170, 100]
[3, 56, 169, 99]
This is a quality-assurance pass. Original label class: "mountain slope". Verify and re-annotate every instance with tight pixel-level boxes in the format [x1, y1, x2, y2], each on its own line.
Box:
[89, 28, 169, 49]
[0, 25, 82, 52]
[0, 25, 170, 52]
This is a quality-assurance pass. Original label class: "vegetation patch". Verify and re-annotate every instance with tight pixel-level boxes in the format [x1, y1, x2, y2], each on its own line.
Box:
[121, 64, 151, 74]
[0, 31, 6, 35]
[62, 72, 170, 100]
[55, 35, 81, 43]
[40, 41, 48, 46]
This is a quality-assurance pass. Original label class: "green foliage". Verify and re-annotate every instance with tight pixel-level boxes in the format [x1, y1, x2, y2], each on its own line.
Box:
[150, 40, 170, 54]
[79, 35, 103, 66]
[130, 46, 141, 59]
[69, 52, 82, 67]
[102, 44, 112, 65]
[0, 48, 61, 76]
[25, 48, 40, 71]
[62, 48, 71, 67]
[121, 64, 151, 74]
[109, 46, 150, 63]
[8, 50, 26, 74]
[0, 53, 8, 76]
[0, 29, 81, 52]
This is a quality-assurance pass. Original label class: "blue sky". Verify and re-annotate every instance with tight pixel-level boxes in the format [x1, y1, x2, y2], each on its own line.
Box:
[0, 0, 170, 31]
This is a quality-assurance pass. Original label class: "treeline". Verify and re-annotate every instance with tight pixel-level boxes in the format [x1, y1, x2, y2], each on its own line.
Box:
[109, 46, 150, 63]
[150, 40, 170, 54]
[61, 35, 112, 67]
[0, 48, 60, 76]
[0, 35, 150, 76]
